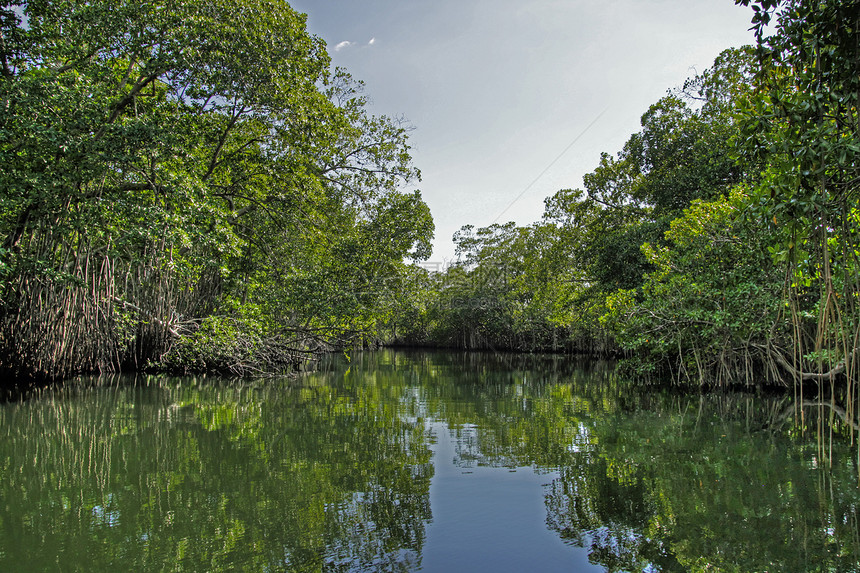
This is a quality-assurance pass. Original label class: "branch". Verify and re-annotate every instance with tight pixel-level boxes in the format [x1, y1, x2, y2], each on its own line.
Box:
[585, 190, 646, 215]
[49, 48, 102, 74]
[801, 400, 860, 432]
[111, 296, 181, 338]
[755, 343, 860, 382]
[94, 70, 164, 140]
[202, 103, 248, 181]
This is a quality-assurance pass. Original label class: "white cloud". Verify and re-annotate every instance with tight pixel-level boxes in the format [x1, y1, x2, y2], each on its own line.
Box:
[334, 38, 376, 52]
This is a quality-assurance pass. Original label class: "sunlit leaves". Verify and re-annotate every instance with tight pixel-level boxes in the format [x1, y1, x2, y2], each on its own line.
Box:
[0, 0, 432, 379]
[734, 0, 860, 384]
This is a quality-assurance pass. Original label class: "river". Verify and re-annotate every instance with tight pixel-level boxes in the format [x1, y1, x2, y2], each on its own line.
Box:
[0, 350, 857, 571]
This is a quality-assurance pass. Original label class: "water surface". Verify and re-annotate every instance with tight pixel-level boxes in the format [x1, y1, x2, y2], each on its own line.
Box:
[0, 350, 857, 571]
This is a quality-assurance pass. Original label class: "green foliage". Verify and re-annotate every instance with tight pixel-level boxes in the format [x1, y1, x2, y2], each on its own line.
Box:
[0, 0, 433, 380]
[393, 221, 582, 352]
[731, 0, 860, 386]
[582, 48, 756, 297]
[605, 188, 785, 384]
[392, 26, 858, 391]
[391, 48, 761, 365]
[596, 1, 860, 387]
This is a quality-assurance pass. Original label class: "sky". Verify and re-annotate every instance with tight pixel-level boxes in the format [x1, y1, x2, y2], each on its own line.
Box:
[288, 0, 759, 264]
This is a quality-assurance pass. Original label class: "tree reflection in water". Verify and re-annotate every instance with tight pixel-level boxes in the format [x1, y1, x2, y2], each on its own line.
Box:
[0, 369, 433, 571]
[0, 350, 857, 572]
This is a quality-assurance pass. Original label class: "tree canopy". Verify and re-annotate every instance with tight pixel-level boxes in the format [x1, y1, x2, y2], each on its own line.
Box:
[3, 0, 859, 398]
[389, 1, 859, 394]
[0, 0, 433, 381]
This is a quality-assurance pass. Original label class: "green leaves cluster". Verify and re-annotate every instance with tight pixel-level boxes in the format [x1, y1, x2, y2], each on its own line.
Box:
[0, 0, 433, 380]
[604, 188, 783, 384]
[395, 0, 860, 391]
[391, 47, 774, 379]
[730, 0, 860, 384]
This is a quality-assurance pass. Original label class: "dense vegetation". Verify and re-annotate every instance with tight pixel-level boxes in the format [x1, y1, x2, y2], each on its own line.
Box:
[2, 0, 858, 397]
[0, 0, 433, 380]
[387, 1, 860, 395]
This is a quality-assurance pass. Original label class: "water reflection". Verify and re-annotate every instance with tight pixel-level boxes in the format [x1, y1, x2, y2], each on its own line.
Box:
[0, 372, 433, 571]
[0, 350, 858, 572]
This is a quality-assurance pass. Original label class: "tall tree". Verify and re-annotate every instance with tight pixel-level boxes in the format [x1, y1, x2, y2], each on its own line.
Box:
[735, 0, 860, 389]
[0, 0, 432, 380]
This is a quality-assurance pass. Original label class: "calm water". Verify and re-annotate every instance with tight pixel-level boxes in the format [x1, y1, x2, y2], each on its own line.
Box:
[0, 350, 858, 572]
